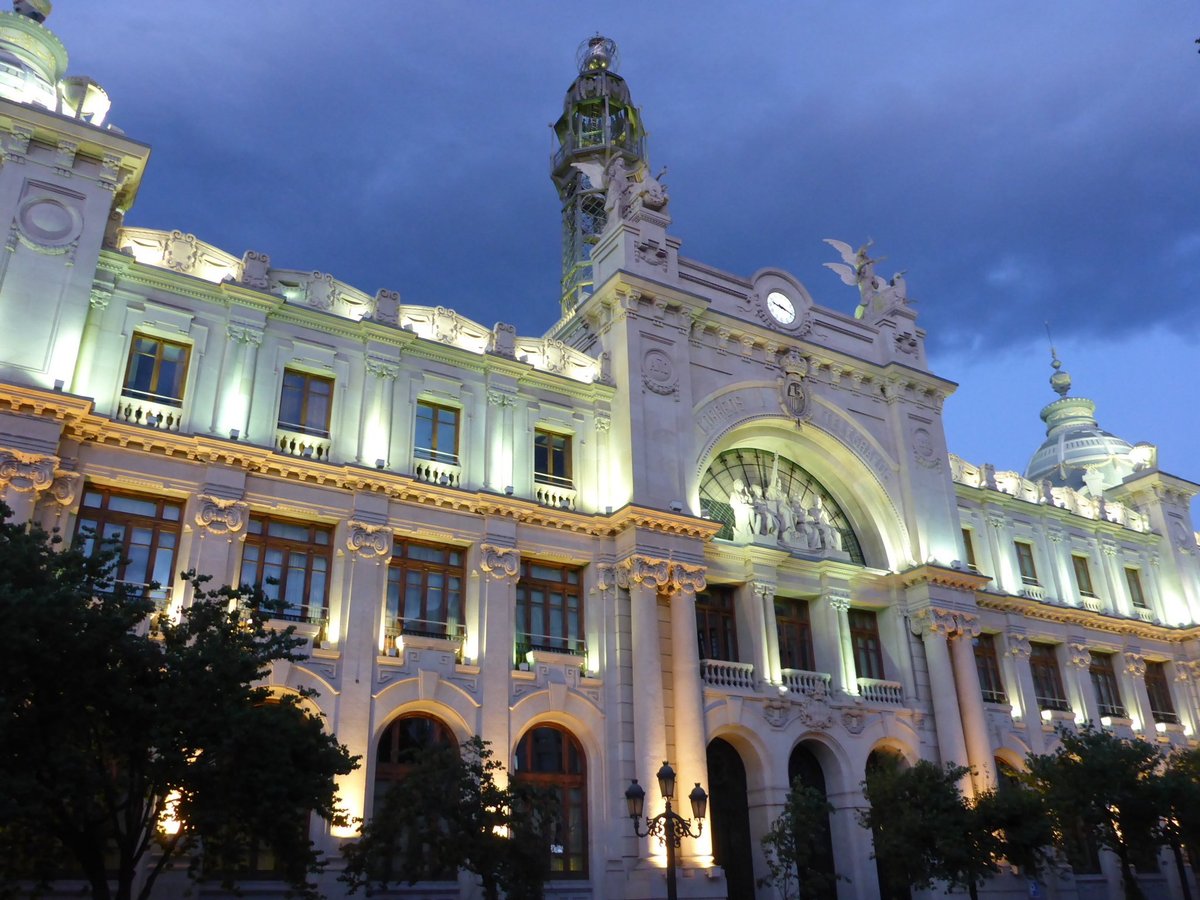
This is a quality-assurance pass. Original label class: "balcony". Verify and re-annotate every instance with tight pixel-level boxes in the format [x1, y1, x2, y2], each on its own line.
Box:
[781, 668, 832, 697]
[516, 633, 586, 669]
[275, 426, 331, 461]
[1019, 584, 1046, 602]
[857, 677, 904, 705]
[412, 451, 462, 488]
[383, 618, 465, 657]
[1036, 695, 1072, 713]
[115, 394, 183, 432]
[533, 475, 577, 511]
[1081, 596, 1103, 612]
[1134, 607, 1156, 623]
[701, 659, 756, 691]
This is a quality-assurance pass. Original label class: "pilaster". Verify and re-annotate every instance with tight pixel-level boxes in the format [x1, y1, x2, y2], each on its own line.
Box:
[911, 608, 971, 785]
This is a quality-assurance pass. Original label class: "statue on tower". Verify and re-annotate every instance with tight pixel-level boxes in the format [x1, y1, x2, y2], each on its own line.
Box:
[823, 239, 909, 320]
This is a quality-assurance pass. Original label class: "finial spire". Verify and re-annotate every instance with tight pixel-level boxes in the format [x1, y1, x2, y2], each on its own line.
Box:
[13, 0, 51, 23]
[1045, 321, 1071, 397]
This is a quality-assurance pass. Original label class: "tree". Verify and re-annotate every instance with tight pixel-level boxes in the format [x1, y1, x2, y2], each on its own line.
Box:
[1026, 725, 1164, 900]
[0, 505, 357, 900]
[341, 735, 558, 900]
[1156, 746, 1200, 900]
[971, 776, 1057, 887]
[759, 777, 840, 899]
[860, 758, 999, 900]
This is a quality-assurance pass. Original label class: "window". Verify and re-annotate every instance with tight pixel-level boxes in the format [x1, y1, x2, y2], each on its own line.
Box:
[278, 370, 333, 437]
[1125, 567, 1149, 610]
[534, 429, 572, 487]
[962, 527, 978, 572]
[239, 515, 332, 622]
[513, 725, 587, 878]
[1014, 541, 1039, 585]
[385, 539, 464, 643]
[373, 714, 458, 814]
[1072, 555, 1097, 598]
[1089, 652, 1126, 719]
[775, 597, 815, 672]
[848, 609, 885, 681]
[1029, 642, 1070, 711]
[1145, 662, 1178, 725]
[515, 561, 583, 656]
[414, 401, 459, 465]
[122, 334, 189, 406]
[75, 487, 183, 604]
[696, 586, 738, 662]
[974, 633, 1007, 704]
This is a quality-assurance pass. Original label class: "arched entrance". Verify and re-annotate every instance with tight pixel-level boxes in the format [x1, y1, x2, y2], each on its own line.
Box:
[787, 744, 837, 899]
[865, 748, 912, 900]
[707, 738, 754, 898]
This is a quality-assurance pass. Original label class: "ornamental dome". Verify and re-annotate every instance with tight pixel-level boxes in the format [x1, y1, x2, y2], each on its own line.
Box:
[1024, 351, 1155, 495]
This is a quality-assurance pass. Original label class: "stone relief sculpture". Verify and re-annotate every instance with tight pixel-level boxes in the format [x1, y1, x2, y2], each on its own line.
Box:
[823, 238, 909, 320]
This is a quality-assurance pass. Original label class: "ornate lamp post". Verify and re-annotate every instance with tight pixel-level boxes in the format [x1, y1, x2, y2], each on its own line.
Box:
[624, 761, 708, 900]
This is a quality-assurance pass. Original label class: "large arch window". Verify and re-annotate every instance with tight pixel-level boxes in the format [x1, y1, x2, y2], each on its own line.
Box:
[373, 714, 458, 813]
[512, 725, 587, 877]
[699, 448, 865, 564]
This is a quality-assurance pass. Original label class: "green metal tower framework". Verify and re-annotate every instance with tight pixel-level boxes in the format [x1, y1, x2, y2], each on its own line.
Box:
[551, 36, 647, 318]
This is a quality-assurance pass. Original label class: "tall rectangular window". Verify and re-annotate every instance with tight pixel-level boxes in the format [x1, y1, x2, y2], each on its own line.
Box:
[74, 487, 183, 603]
[775, 597, 815, 672]
[962, 527, 979, 572]
[278, 370, 333, 437]
[534, 430, 572, 487]
[515, 561, 583, 655]
[240, 515, 332, 622]
[1145, 662, 1178, 725]
[974, 633, 1007, 703]
[1072, 555, 1097, 598]
[1029, 642, 1069, 711]
[413, 401, 460, 465]
[1089, 652, 1126, 718]
[696, 587, 738, 662]
[848, 609, 885, 681]
[122, 334, 189, 406]
[1125, 567, 1148, 610]
[1014, 541, 1039, 585]
[386, 539, 464, 641]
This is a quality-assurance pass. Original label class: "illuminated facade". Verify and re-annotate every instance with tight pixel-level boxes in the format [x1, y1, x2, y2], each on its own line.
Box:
[3, 10, 1200, 900]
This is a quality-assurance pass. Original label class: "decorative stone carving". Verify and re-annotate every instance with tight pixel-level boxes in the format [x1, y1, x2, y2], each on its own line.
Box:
[669, 562, 707, 595]
[912, 427, 941, 470]
[593, 413, 611, 433]
[163, 231, 199, 273]
[239, 250, 271, 290]
[226, 323, 263, 346]
[594, 563, 618, 592]
[749, 580, 777, 603]
[3, 125, 32, 162]
[99, 154, 122, 192]
[432, 306, 462, 345]
[826, 590, 852, 613]
[17, 194, 82, 250]
[597, 350, 614, 386]
[763, 697, 791, 729]
[306, 272, 338, 310]
[797, 694, 834, 730]
[841, 709, 868, 735]
[895, 332, 919, 356]
[1006, 635, 1032, 659]
[194, 495, 249, 536]
[0, 451, 56, 494]
[364, 357, 399, 380]
[53, 139, 78, 175]
[617, 555, 672, 591]
[1122, 653, 1146, 678]
[346, 522, 393, 559]
[955, 612, 981, 639]
[777, 352, 810, 425]
[486, 388, 516, 407]
[89, 281, 113, 310]
[1066, 643, 1092, 669]
[489, 321, 516, 358]
[911, 607, 958, 637]
[641, 347, 677, 395]
[372, 288, 400, 326]
[47, 471, 82, 507]
[479, 543, 520, 581]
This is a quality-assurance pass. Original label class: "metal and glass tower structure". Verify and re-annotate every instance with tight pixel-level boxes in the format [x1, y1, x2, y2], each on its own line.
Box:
[551, 35, 647, 318]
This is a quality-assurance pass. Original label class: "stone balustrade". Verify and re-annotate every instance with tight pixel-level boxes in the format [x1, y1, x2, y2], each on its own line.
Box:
[857, 677, 904, 705]
[701, 659, 757, 691]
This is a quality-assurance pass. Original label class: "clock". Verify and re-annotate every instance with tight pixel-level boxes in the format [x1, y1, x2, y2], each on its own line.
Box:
[765, 290, 796, 325]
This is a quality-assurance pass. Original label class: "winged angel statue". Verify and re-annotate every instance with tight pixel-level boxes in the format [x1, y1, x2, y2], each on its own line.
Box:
[823, 239, 908, 319]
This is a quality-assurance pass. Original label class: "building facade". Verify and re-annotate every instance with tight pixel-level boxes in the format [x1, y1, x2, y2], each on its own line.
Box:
[2, 10, 1199, 899]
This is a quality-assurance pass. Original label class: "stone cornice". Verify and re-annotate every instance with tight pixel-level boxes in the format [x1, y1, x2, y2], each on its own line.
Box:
[974, 589, 1200, 644]
[954, 481, 1159, 543]
[891, 563, 993, 593]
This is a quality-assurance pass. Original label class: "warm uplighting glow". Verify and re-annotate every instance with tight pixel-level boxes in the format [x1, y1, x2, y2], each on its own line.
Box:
[331, 822, 359, 839]
[158, 790, 182, 835]
[1041, 709, 1053, 722]
[1156, 722, 1168, 733]
[1101, 716, 1114, 728]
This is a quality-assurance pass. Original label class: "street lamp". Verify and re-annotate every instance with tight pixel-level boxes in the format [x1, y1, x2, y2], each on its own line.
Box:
[625, 761, 708, 900]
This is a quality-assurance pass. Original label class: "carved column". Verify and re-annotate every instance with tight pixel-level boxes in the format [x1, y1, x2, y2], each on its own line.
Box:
[34, 469, 83, 534]
[1173, 663, 1200, 737]
[825, 590, 857, 695]
[753, 581, 781, 685]
[336, 522, 394, 827]
[1003, 635, 1044, 754]
[360, 358, 399, 466]
[478, 544, 520, 761]
[1098, 541, 1126, 616]
[948, 613, 997, 793]
[1121, 652, 1155, 734]
[668, 562, 713, 864]
[485, 389, 516, 493]
[0, 451, 57, 524]
[983, 511, 1017, 593]
[911, 609, 971, 785]
[218, 324, 262, 439]
[1065, 642, 1102, 725]
[619, 555, 671, 843]
[188, 495, 249, 597]
[74, 281, 112, 397]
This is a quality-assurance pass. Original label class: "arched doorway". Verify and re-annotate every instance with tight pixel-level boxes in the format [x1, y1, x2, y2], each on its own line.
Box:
[865, 748, 912, 900]
[707, 738, 754, 898]
[787, 744, 837, 899]
[512, 724, 588, 879]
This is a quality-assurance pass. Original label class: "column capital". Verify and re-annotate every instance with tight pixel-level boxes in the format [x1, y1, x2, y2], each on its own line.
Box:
[1122, 652, 1146, 678]
[0, 450, 57, 494]
[955, 612, 981, 639]
[226, 322, 264, 346]
[595, 562, 619, 592]
[365, 356, 400, 380]
[749, 580, 777, 602]
[617, 554, 672, 591]
[910, 606, 958, 637]
[669, 562, 707, 596]
[194, 494, 249, 536]
[1175, 660, 1200, 683]
[1006, 634, 1032, 659]
[346, 521, 393, 560]
[1066, 642, 1092, 669]
[479, 543, 520, 582]
[825, 588, 852, 612]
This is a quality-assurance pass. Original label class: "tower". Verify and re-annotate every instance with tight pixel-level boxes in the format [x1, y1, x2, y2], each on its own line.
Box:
[551, 35, 647, 318]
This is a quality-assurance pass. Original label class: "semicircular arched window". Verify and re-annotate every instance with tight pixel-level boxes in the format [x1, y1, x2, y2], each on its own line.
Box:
[513, 725, 588, 878]
[699, 448, 865, 565]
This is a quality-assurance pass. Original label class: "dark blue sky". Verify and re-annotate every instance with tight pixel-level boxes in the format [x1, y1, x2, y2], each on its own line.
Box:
[51, 2, 1200, 481]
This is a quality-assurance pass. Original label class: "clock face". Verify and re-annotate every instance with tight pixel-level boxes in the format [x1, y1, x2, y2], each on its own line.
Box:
[765, 290, 796, 325]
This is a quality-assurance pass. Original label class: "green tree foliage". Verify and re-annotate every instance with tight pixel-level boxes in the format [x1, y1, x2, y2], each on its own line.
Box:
[0, 505, 357, 900]
[759, 777, 840, 899]
[341, 735, 558, 900]
[1026, 726, 1164, 900]
[860, 759, 999, 900]
[971, 777, 1057, 885]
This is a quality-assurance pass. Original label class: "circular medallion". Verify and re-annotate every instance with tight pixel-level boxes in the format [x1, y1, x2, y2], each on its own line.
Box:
[641, 348, 677, 395]
[17, 196, 81, 247]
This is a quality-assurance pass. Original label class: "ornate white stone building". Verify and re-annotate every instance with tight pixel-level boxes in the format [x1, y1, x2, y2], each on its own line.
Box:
[2, 12, 1198, 900]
